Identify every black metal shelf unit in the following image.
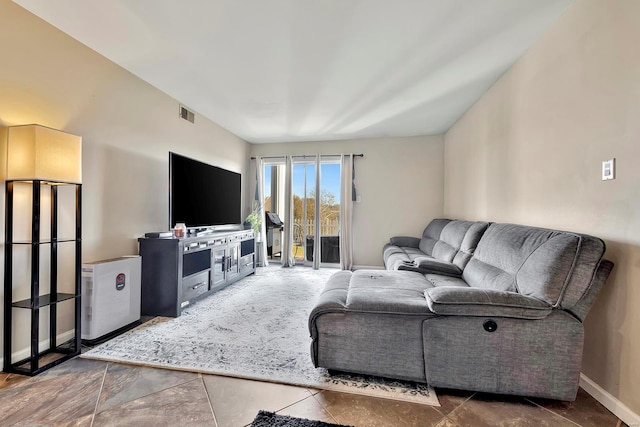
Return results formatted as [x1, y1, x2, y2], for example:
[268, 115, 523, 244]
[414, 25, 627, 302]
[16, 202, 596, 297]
[3, 179, 82, 375]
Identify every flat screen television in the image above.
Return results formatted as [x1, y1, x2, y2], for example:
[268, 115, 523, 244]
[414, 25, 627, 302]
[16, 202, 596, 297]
[169, 152, 241, 229]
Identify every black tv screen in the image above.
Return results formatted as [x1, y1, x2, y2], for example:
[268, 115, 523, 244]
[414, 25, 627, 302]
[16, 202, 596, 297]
[169, 152, 241, 228]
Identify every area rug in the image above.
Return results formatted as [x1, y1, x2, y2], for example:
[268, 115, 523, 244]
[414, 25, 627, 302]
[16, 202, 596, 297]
[250, 410, 350, 427]
[82, 265, 439, 406]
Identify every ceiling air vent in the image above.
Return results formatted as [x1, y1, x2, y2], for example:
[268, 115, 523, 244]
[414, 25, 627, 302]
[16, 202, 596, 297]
[179, 105, 195, 123]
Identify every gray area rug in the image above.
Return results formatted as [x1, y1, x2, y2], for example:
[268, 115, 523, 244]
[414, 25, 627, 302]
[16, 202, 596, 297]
[82, 265, 439, 406]
[250, 410, 350, 427]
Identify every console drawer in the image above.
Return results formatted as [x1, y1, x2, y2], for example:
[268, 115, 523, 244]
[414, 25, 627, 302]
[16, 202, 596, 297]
[182, 270, 210, 303]
[240, 254, 255, 274]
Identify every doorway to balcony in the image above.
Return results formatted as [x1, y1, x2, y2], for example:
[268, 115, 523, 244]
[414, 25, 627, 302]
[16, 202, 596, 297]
[262, 156, 341, 267]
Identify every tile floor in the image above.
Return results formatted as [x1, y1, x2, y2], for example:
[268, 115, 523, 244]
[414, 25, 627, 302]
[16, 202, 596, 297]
[0, 356, 628, 427]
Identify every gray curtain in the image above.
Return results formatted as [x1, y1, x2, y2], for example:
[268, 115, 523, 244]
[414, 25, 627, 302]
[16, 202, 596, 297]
[339, 154, 354, 270]
[255, 157, 269, 267]
[281, 156, 295, 267]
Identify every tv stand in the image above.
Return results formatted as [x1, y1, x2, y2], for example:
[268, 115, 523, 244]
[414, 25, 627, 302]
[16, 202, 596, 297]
[138, 229, 255, 317]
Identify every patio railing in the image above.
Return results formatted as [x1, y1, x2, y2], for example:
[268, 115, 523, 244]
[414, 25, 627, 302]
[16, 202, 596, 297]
[293, 218, 339, 236]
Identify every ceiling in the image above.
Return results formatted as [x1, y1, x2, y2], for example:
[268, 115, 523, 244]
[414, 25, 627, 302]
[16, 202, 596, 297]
[14, 0, 573, 144]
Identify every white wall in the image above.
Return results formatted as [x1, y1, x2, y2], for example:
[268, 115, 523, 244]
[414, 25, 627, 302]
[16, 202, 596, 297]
[0, 2, 249, 361]
[444, 0, 640, 416]
[250, 135, 444, 267]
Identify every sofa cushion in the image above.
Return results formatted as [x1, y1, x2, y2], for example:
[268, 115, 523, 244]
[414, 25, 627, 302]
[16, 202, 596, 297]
[419, 220, 488, 265]
[462, 258, 517, 292]
[384, 219, 489, 272]
[382, 243, 404, 260]
[463, 223, 591, 306]
[431, 221, 474, 262]
[424, 287, 553, 319]
[516, 233, 579, 305]
[344, 270, 434, 314]
[417, 219, 452, 255]
[385, 247, 427, 270]
[424, 274, 470, 288]
[384, 251, 411, 270]
[452, 222, 490, 270]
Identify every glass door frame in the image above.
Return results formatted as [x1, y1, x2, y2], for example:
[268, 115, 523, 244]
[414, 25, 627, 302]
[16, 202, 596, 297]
[318, 156, 342, 268]
[263, 160, 286, 264]
[292, 155, 341, 268]
[260, 155, 342, 268]
[292, 156, 316, 266]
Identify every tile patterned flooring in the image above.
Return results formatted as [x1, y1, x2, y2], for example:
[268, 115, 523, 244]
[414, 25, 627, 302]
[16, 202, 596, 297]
[0, 356, 628, 427]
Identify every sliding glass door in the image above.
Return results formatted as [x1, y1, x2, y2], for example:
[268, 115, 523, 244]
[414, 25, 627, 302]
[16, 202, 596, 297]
[260, 155, 341, 267]
[291, 156, 341, 267]
[292, 159, 314, 265]
[318, 160, 341, 265]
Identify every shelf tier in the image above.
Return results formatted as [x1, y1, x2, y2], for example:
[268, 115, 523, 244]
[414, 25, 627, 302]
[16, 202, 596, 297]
[6, 179, 80, 186]
[12, 293, 78, 309]
[9, 238, 79, 245]
[6, 344, 80, 376]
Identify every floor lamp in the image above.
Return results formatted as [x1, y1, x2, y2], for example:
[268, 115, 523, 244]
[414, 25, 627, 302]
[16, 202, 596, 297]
[3, 124, 83, 375]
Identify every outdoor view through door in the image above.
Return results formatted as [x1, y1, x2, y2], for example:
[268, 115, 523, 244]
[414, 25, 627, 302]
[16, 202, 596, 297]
[264, 156, 341, 266]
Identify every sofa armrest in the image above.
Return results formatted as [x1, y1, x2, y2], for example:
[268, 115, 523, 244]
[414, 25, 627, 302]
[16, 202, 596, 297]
[424, 287, 552, 319]
[412, 257, 462, 277]
[389, 236, 420, 248]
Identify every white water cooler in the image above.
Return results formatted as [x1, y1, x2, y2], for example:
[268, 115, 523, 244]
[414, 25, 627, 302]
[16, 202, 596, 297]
[81, 256, 141, 343]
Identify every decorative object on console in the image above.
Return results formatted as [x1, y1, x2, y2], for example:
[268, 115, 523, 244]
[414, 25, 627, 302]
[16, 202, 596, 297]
[2, 124, 82, 375]
[173, 222, 186, 238]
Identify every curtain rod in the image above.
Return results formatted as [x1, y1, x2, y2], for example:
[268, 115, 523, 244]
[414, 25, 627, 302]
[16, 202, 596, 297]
[250, 154, 364, 160]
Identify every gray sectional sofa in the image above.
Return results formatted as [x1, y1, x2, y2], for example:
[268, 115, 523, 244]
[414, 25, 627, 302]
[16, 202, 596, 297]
[309, 219, 613, 401]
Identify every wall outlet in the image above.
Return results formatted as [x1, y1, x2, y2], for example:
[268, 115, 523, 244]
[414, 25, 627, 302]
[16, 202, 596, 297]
[602, 158, 615, 180]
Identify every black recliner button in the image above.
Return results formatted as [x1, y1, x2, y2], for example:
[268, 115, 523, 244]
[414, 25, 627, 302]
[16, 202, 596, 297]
[483, 320, 498, 332]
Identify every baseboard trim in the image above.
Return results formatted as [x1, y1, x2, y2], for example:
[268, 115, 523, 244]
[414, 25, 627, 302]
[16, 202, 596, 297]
[0, 329, 76, 369]
[580, 373, 640, 426]
[353, 265, 384, 270]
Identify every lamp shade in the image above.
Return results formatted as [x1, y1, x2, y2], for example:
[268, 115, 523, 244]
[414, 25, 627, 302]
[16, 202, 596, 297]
[4, 124, 82, 183]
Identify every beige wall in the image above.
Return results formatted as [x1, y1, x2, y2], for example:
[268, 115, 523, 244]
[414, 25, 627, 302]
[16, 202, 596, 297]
[250, 135, 444, 267]
[0, 2, 249, 360]
[444, 0, 640, 414]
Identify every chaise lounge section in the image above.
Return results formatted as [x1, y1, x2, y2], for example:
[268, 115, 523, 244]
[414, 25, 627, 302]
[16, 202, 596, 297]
[309, 220, 614, 401]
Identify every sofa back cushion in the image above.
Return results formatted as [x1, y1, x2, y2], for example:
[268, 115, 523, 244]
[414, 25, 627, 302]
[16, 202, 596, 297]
[452, 222, 490, 270]
[463, 223, 605, 308]
[418, 219, 451, 255]
[419, 220, 489, 265]
[430, 221, 473, 262]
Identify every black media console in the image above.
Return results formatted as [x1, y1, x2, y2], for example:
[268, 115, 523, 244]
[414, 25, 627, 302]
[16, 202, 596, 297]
[138, 229, 255, 317]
